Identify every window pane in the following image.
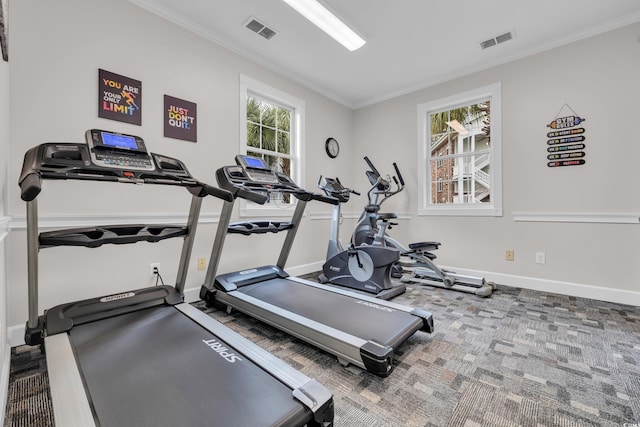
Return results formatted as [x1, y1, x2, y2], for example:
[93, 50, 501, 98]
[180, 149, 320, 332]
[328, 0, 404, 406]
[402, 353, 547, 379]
[261, 126, 276, 151]
[429, 112, 449, 134]
[427, 97, 491, 206]
[261, 105, 276, 128]
[277, 107, 291, 132]
[247, 97, 261, 123]
[278, 131, 290, 154]
[247, 122, 260, 148]
[244, 85, 299, 208]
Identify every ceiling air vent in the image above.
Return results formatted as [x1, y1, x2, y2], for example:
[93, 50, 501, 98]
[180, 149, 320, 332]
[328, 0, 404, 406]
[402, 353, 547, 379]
[245, 17, 277, 40]
[480, 31, 514, 49]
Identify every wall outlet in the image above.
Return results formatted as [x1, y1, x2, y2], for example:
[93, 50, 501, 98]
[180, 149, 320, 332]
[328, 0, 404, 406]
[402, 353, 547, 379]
[505, 250, 515, 261]
[197, 258, 206, 270]
[535, 252, 546, 264]
[150, 262, 161, 277]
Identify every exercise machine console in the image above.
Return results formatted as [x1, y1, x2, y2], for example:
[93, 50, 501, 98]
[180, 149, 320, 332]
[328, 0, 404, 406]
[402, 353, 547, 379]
[19, 131, 333, 427]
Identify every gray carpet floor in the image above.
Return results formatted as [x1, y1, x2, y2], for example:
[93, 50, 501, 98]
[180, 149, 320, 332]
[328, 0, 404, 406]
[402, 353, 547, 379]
[4, 276, 640, 426]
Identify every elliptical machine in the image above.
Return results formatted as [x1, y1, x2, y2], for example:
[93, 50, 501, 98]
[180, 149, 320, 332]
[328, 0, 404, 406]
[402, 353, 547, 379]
[352, 157, 495, 298]
[317, 176, 406, 300]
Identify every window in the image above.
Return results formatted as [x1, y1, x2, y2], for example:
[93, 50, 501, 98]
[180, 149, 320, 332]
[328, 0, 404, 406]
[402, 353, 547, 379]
[240, 75, 305, 216]
[417, 83, 502, 216]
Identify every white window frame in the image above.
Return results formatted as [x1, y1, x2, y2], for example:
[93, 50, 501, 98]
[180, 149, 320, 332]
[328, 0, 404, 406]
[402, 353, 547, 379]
[417, 82, 502, 217]
[239, 75, 305, 217]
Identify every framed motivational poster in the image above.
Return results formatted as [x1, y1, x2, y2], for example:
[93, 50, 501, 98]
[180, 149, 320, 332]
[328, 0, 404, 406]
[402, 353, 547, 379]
[164, 95, 197, 142]
[98, 69, 142, 125]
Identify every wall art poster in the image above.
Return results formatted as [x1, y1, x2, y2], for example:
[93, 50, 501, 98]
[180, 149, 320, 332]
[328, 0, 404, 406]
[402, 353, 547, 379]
[98, 69, 142, 125]
[164, 95, 197, 142]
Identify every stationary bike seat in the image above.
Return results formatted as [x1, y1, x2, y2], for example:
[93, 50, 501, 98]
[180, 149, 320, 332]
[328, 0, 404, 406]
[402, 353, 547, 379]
[376, 213, 397, 220]
[408, 241, 441, 251]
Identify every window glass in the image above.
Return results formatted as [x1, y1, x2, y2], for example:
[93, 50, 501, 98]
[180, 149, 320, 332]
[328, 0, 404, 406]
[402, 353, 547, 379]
[418, 83, 502, 216]
[240, 75, 305, 214]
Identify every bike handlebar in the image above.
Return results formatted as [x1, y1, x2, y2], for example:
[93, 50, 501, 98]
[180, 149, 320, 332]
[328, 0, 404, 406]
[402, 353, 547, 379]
[393, 162, 405, 186]
[361, 156, 405, 206]
[317, 175, 360, 198]
[363, 156, 382, 178]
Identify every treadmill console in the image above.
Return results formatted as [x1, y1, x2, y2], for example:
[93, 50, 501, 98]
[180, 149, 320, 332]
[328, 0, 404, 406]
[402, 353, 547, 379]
[234, 155, 280, 185]
[86, 129, 155, 171]
[215, 154, 338, 206]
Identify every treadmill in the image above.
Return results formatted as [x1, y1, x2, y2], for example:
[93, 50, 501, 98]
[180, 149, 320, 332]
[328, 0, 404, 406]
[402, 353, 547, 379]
[199, 155, 434, 377]
[19, 130, 333, 427]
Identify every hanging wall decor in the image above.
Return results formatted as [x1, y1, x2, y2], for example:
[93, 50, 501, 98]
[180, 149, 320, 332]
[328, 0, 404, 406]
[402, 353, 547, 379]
[546, 104, 586, 167]
[98, 69, 142, 126]
[164, 95, 197, 142]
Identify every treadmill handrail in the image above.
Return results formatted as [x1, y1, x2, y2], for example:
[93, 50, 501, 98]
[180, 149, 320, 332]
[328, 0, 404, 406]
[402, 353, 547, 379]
[21, 140, 233, 344]
[216, 165, 339, 206]
[19, 143, 233, 202]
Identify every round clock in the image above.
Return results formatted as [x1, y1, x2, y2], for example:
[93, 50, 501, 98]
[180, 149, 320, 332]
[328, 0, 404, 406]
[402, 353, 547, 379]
[325, 137, 340, 158]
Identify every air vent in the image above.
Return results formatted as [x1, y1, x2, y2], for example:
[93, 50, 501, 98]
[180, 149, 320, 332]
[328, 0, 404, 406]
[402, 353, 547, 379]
[480, 31, 514, 49]
[244, 17, 277, 40]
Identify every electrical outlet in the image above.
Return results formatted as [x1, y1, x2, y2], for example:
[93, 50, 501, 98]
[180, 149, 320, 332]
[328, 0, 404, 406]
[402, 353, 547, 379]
[535, 252, 546, 264]
[505, 250, 514, 261]
[197, 258, 206, 270]
[150, 262, 160, 277]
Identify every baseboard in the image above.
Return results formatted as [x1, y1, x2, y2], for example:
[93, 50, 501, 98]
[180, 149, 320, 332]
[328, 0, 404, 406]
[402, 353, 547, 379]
[7, 325, 25, 348]
[443, 265, 640, 307]
[0, 344, 11, 427]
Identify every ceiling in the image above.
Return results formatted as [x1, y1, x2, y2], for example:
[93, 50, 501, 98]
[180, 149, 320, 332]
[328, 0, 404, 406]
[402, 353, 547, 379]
[130, 0, 640, 109]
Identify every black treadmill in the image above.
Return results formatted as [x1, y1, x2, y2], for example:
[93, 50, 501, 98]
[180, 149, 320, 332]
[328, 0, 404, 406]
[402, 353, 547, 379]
[19, 130, 333, 427]
[199, 155, 434, 376]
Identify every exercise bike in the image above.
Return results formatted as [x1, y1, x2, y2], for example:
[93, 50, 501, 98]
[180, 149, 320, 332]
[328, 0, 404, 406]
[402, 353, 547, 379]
[316, 176, 406, 300]
[352, 157, 495, 298]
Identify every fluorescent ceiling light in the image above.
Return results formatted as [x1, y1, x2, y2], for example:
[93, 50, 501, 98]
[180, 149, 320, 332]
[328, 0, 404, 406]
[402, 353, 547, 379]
[281, 0, 365, 51]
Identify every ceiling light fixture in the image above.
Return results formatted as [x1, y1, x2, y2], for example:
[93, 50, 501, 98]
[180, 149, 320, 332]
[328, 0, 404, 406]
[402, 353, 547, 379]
[281, 0, 365, 51]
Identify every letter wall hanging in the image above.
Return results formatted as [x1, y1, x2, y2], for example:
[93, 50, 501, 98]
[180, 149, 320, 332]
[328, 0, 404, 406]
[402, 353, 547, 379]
[546, 103, 586, 168]
[98, 69, 142, 126]
[164, 95, 197, 142]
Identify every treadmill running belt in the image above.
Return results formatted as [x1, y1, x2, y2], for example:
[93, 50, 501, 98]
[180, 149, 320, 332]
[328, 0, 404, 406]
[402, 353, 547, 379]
[69, 305, 309, 427]
[240, 278, 425, 348]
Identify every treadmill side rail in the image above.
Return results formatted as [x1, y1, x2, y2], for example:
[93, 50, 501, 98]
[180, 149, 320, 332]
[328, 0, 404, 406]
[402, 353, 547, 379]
[411, 307, 435, 333]
[213, 289, 376, 371]
[360, 341, 394, 376]
[177, 303, 334, 425]
[45, 333, 97, 427]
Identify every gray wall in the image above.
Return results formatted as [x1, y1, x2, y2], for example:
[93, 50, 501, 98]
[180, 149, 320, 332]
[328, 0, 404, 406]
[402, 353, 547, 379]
[5, 0, 354, 335]
[3, 1, 639, 346]
[352, 22, 640, 301]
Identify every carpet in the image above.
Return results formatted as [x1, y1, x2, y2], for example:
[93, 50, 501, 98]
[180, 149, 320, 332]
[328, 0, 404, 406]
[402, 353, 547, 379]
[4, 276, 639, 426]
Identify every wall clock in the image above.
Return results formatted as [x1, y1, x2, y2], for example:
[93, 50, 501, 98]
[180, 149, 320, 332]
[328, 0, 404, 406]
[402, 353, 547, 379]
[325, 137, 340, 158]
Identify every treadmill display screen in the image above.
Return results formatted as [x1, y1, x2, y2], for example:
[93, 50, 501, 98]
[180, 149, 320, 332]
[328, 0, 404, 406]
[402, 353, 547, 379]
[101, 132, 139, 151]
[244, 156, 268, 169]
